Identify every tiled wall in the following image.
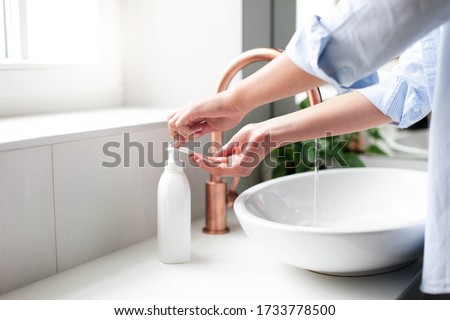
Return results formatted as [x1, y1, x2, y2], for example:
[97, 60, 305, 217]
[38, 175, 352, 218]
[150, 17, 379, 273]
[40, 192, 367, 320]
[0, 147, 56, 294]
[0, 125, 208, 295]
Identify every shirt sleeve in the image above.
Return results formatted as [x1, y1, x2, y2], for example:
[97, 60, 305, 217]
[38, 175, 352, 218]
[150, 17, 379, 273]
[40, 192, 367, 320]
[285, 0, 450, 87]
[285, 15, 379, 94]
[357, 40, 432, 128]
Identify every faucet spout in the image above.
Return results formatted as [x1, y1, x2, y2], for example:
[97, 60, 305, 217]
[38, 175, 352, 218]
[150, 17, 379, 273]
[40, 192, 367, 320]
[203, 48, 322, 234]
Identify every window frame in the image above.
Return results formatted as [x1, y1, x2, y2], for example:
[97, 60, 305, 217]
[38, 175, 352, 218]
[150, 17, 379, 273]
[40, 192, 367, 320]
[0, 0, 100, 69]
[1, 0, 27, 60]
[0, 0, 6, 58]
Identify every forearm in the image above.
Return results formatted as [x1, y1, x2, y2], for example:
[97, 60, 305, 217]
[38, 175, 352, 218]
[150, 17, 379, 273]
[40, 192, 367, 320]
[194, 91, 392, 177]
[262, 91, 392, 147]
[227, 53, 325, 113]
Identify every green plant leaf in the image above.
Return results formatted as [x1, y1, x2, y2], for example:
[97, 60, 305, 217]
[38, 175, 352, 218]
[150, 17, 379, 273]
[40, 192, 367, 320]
[293, 142, 303, 167]
[300, 140, 315, 169]
[367, 128, 385, 141]
[271, 148, 280, 157]
[366, 144, 388, 156]
[319, 137, 330, 150]
[284, 144, 294, 158]
[272, 165, 288, 179]
[295, 161, 309, 173]
[299, 97, 310, 110]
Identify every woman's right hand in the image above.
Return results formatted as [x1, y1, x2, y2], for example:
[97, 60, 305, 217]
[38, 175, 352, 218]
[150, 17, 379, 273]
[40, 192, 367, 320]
[167, 91, 246, 147]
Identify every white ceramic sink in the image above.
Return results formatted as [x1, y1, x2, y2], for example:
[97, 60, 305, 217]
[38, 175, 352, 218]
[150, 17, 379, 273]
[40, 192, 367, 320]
[388, 129, 428, 159]
[234, 168, 427, 276]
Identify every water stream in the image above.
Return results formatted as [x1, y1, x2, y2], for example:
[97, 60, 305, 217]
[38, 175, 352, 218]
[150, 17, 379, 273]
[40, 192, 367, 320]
[313, 139, 319, 226]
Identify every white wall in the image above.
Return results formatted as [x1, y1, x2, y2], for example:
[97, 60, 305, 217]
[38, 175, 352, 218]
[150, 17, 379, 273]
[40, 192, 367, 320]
[120, 0, 243, 107]
[0, 0, 242, 116]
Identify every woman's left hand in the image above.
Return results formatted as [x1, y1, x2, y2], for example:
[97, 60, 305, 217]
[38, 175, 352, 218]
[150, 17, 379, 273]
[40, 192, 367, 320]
[190, 123, 273, 177]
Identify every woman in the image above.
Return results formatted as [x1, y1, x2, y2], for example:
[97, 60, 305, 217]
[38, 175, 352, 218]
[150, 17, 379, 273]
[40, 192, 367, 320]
[168, 0, 450, 296]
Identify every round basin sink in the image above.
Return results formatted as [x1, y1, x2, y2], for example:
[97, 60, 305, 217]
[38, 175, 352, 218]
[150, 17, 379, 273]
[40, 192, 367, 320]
[234, 168, 427, 276]
[388, 129, 428, 159]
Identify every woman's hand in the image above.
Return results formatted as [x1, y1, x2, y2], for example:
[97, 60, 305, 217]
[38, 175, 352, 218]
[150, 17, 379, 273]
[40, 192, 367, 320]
[190, 123, 274, 177]
[167, 92, 247, 147]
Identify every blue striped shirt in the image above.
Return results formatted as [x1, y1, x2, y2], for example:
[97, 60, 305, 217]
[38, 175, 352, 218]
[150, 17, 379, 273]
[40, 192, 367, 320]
[284, 0, 450, 294]
[357, 29, 439, 128]
[285, 1, 445, 129]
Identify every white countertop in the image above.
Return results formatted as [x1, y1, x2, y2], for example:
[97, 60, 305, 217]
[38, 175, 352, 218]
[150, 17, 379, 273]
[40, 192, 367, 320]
[1, 211, 422, 300]
[0, 107, 174, 152]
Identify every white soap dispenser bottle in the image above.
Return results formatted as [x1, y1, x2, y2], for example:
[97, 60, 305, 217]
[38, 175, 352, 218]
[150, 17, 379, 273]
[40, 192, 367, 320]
[157, 146, 191, 263]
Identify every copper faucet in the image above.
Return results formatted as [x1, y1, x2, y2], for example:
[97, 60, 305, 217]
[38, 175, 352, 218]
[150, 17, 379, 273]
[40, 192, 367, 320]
[203, 48, 322, 234]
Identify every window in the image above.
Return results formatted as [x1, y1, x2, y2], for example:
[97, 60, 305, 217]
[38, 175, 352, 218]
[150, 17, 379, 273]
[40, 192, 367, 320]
[0, 0, 122, 117]
[1, 0, 99, 64]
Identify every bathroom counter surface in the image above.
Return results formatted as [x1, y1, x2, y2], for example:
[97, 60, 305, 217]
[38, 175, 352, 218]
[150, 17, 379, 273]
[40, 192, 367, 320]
[1, 211, 422, 300]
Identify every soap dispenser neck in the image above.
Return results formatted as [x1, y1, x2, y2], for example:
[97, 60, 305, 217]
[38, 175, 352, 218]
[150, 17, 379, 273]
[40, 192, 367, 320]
[166, 147, 183, 173]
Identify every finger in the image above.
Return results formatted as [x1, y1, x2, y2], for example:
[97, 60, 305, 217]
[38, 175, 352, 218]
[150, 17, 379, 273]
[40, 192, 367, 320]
[241, 141, 260, 157]
[238, 150, 262, 169]
[167, 107, 183, 121]
[171, 138, 186, 148]
[193, 155, 234, 176]
[217, 145, 262, 172]
[174, 113, 202, 138]
[203, 155, 229, 164]
[173, 131, 204, 148]
[192, 152, 255, 177]
[188, 155, 199, 167]
[167, 109, 186, 139]
[188, 122, 217, 137]
[214, 141, 240, 157]
[213, 126, 251, 157]
[192, 154, 221, 168]
[175, 106, 212, 135]
[170, 113, 202, 141]
[196, 158, 251, 177]
[220, 140, 261, 162]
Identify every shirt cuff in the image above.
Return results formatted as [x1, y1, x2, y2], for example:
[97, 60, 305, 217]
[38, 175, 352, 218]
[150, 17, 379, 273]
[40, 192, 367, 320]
[357, 75, 429, 128]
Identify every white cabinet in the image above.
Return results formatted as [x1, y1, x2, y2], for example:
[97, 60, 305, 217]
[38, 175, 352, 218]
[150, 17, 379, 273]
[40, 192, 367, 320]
[52, 130, 165, 271]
